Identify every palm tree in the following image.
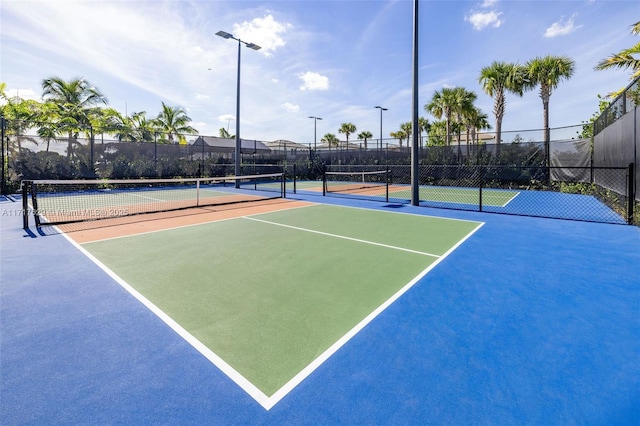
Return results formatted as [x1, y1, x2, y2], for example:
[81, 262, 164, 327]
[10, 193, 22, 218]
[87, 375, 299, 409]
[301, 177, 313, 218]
[525, 55, 575, 158]
[595, 21, 640, 80]
[465, 107, 491, 146]
[389, 130, 407, 146]
[321, 133, 339, 147]
[427, 121, 447, 146]
[128, 112, 155, 142]
[31, 101, 59, 152]
[357, 130, 373, 149]
[463, 107, 491, 160]
[41, 77, 107, 158]
[219, 127, 234, 139]
[425, 87, 457, 146]
[400, 122, 412, 147]
[417, 117, 430, 146]
[155, 101, 198, 144]
[338, 122, 357, 148]
[2, 97, 41, 153]
[451, 87, 477, 156]
[479, 61, 527, 149]
[102, 108, 134, 141]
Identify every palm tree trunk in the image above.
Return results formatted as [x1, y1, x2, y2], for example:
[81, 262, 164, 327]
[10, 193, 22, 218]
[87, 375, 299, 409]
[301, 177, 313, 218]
[495, 118, 502, 157]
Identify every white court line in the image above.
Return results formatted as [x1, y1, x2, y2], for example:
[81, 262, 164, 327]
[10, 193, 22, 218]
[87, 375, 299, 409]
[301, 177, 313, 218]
[267, 219, 484, 408]
[68, 204, 484, 411]
[58, 231, 274, 409]
[243, 216, 441, 258]
[81, 203, 317, 245]
[129, 192, 170, 202]
[500, 191, 520, 207]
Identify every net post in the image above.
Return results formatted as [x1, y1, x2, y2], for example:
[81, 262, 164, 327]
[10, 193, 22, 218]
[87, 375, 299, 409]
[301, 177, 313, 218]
[281, 170, 286, 198]
[386, 168, 390, 203]
[322, 165, 327, 196]
[196, 179, 201, 207]
[21, 181, 29, 229]
[31, 182, 41, 228]
[628, 163, 635, 224]
[293, 164, 297, 194]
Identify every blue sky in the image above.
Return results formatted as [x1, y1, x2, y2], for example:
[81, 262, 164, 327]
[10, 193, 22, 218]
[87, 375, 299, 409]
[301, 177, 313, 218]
[1, 0, 638, 145]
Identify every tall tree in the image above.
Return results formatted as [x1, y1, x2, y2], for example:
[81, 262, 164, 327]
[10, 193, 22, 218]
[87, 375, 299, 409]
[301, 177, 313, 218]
[321, 133, 339, 147]
[425, 87, 458, 146]
[2, 98, 41, 153]
[417, 117, 430, 146]
[451, 87, 477, 155]
[595, 21, 640, 80]
[130, 112, 156, 142]
[338, 122, 357, 148]
[389, 130, 407, 146]
[525, 55, 575, 156]
[463, 107, 491, 159]
[155, 101, 197, 143]
[357, 130, 373, 149]
[479, 61, 527, 148]
[219, 127, 234, 139]
[102, 108, 134, 141]
[400, 122, 412, 147]
[41, 77, 107, 158]
[427, 121, 447, 146]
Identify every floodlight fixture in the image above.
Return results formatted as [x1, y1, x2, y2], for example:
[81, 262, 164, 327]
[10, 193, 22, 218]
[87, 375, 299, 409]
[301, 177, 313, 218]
[375, 106, 388, 151]
[215, 30, 233, 39]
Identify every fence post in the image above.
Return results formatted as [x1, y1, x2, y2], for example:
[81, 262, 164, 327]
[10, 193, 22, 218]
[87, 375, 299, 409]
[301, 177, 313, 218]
[1, 116, 5, 195]
[478, 166, 484, 212]
[90, 125, 95, 176]
[628, 163, 635, 225]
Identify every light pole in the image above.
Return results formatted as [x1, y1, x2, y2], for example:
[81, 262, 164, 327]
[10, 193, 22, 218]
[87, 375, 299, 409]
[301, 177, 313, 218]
[216, 30, 261, 182]
[375, 106, 387, 151]
[308, 116, 322, 150]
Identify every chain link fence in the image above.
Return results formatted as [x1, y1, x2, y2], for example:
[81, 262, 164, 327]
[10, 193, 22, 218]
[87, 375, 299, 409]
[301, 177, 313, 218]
[324, 164, 634, 225]
[1, 119, 636, 225]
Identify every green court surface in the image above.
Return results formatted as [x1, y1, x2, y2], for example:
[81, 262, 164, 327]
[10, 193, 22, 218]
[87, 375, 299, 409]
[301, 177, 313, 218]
[389, 185, 518, 207]
[81, 204, 482, 403]
[312, 179, 518, 207]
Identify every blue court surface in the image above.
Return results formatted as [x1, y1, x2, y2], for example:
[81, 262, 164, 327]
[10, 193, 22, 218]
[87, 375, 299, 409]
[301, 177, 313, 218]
[1, 191, 639, 425]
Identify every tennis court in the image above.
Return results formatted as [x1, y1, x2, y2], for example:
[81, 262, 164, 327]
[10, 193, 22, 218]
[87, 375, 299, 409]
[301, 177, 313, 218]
[2, 180, 639, 424]
[299, 176, 518, 208]
[73, 203, 483, 408]
[306, 169, 628, 224]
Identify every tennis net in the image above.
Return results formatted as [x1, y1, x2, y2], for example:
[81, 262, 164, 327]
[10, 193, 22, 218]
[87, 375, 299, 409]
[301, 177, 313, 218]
[23, 173, 285, 227]
[323, 170, 390, 201]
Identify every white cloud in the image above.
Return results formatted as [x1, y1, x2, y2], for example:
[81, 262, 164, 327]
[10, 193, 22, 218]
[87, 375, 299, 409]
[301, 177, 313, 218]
[3, 87, 39, 101]
[481, 0, 498, 7]
[233, 14, 290, 57]
[544, 15, 582, 38]
[195, 93, 209, 100]
[298, 71, 329, 91]
[465, 10, 503, 30]
[281, 102, 299, 112]
[218, 114, 235, 123]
